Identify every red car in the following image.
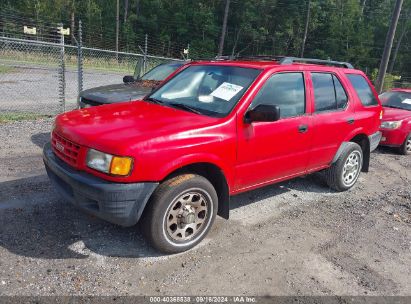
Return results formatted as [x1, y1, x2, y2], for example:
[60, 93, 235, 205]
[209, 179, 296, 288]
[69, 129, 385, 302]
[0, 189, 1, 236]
[379, 88, 411, 155]
[43, 57, 382, 253]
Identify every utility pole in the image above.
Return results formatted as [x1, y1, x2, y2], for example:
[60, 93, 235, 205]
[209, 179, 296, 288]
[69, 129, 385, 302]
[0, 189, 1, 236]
[388, 7, 411, 73]
[375, 0, 403, 93]
[218, 0, 230, 57]
[300, 0, 311, 57]
[116, 0, 119, 60]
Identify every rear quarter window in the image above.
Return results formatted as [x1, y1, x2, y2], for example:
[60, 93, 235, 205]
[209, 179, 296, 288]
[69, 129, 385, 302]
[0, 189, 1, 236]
[346, 74, 378, 106]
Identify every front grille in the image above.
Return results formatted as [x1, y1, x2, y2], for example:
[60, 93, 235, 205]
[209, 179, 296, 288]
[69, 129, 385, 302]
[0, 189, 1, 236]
[51, 132, 81, 167]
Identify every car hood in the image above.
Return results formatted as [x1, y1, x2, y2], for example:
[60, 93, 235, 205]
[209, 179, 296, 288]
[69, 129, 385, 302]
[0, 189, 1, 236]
[382, 107, 411, 121]
[54, 100, 219, 155]
[80, 82, 158, 104]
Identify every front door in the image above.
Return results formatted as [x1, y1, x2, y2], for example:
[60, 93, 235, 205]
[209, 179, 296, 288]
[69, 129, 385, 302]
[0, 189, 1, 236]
[235, 72, 312, 191]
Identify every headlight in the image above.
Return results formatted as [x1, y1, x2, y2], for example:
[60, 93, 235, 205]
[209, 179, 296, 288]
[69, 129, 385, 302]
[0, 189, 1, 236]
[380, 120, 402, 129]
[86, 149, 133, 176]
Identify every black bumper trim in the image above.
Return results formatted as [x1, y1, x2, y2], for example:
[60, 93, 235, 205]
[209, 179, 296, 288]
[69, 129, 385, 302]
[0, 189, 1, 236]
[43, 142, 158, 227]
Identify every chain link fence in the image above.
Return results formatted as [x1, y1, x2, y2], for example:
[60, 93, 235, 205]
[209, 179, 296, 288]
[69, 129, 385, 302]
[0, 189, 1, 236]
[0, 37, 63, 115]
[74, 46, 173, 101]
[0, 23, 182, 116]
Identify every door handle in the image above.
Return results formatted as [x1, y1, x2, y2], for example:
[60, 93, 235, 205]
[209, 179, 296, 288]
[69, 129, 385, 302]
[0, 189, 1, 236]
[347, 118, 355, 124]
[298, 124, 308, 133]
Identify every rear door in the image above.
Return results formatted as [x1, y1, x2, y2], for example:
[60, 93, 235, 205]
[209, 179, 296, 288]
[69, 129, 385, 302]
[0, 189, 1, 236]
[235, 72, 313, 191]
[345, 73, 382, 135]
[307, 71, 356, 170]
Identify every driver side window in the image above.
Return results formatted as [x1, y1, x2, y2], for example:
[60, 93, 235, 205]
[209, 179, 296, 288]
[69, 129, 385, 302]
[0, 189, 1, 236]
[251, 73, 306, 118]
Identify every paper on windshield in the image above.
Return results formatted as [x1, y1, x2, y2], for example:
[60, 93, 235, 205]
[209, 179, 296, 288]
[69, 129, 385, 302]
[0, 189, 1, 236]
[402, 98, 411, 105]
[211, 82, 243, 101]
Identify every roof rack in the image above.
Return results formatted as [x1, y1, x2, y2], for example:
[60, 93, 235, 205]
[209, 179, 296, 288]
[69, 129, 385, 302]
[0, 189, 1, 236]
[279, 57, 354, 69]
[193, 55, 354, 69]
[192, 55, 235, 61]
[235, 55, 287, 61]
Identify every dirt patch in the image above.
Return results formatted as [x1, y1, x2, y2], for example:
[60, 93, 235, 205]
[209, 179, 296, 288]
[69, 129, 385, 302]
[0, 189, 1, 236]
[0, 119, 410, 296]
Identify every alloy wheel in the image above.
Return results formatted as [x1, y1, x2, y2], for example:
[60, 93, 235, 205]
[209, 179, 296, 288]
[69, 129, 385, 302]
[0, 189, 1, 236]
[164, 190, 211, 243]
[342, 150, 362, 187]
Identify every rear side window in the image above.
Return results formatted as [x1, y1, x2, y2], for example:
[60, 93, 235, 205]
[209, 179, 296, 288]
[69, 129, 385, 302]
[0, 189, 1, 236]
[312, 73, 348, 112]
[251, 73, 305, 118]
[346, 74, 378, 106]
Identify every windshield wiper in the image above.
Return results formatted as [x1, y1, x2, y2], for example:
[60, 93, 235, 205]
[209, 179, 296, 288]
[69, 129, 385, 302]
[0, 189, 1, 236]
[144, 97, 164, 104]
[145, 98, 203, 115]
[167, 102, 203, 115]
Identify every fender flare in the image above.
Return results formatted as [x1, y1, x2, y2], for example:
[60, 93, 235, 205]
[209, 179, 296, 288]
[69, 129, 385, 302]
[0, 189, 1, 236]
[159, 154, 234, 186]
[331, 142, 351, 164]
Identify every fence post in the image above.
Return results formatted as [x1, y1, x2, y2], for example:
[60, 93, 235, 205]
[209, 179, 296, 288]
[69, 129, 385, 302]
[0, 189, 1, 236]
[58, 23, 66, 113]
[144, 34, 148, 73]
[77, 20, 83, 102]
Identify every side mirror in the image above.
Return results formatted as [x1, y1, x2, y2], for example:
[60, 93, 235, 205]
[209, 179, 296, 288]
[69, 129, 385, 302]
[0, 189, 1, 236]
[123, 75, 135, 83]
[244, 104, 280, 124]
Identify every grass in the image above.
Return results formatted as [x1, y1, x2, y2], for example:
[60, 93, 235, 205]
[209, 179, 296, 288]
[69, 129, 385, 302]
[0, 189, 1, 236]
[0, 65, 15, 74]
[0, 50, 137, 73]
[0, 112, 52, 123]
[0, 49, 165, 74]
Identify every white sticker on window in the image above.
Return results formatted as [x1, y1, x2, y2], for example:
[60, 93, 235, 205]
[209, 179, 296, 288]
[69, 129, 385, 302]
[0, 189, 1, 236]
[402, 98, 411, 105]
[210, 82, 243, 101]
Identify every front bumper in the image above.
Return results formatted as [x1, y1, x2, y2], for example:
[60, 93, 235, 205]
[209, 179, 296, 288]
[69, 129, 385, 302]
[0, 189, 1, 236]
[43, 142, 158, 227]
[369, 131, 382, 152]
[379, 128, 407, 147]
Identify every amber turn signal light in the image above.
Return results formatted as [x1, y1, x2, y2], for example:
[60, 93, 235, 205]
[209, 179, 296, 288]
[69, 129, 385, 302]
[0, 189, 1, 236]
[109, 156, 133, 176]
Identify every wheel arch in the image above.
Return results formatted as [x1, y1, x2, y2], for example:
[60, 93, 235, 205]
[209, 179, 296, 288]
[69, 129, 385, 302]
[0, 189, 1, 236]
[160, 161, 231, 220]
[350, 134, 370, 172]
[333, 133, 370, 172]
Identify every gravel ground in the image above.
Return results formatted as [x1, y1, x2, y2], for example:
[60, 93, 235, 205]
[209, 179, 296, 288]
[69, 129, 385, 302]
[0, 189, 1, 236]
[0, 119, 410, 296]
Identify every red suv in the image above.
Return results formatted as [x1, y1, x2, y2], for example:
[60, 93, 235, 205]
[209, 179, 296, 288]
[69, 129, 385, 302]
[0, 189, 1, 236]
[379, 88, 411, 155]
[43, 57, 382, 253]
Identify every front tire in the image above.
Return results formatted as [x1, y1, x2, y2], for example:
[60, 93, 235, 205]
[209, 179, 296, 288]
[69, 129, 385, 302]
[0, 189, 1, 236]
[325, 142, 363, 192]
[399, 133, 411, 155]
[141, 174, 218, 254]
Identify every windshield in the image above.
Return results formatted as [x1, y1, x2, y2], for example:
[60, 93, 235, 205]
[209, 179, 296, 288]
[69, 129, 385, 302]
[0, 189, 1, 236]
[379, 91, 411, 111]
[147, 65, 261, 117]
[140, 62, 184, 81]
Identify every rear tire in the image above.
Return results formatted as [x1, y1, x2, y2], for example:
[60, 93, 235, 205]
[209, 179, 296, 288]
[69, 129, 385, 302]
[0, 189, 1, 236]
[325, 142, 363, 192]
[141, 174, 218, 254]
[399, 133, 411, 155]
